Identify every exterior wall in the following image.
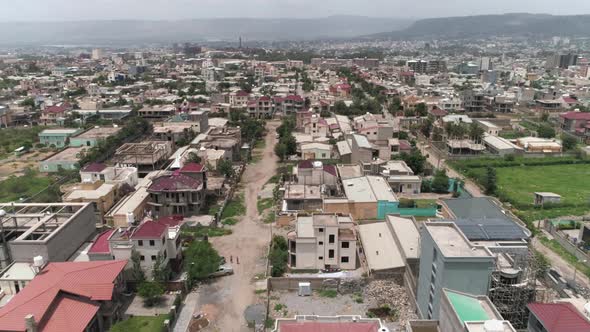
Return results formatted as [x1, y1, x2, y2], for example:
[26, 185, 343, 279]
[291, 240, 317, 269]
[70, 137, 99, 147]
[39, 160, 78, 172]
[377, 201, 400, 220]
[301, 147, 331, 160]
[39, 134, 70, 148]
[0, 279, 30, 296]
[9, 204, 96, 264]
[149, 190, 204, 217]
[324, 201, 377, 220]
[416, 230, 494, 320]
[134, 236, 168, 273]
[438, 292, 464, 332]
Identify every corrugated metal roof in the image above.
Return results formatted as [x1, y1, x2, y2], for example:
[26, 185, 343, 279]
[527, 302, 590, 332]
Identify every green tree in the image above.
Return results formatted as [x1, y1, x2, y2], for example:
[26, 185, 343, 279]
[484, 166, 497, 195]
[138, 281, 165, 307]
[431, 169, 450, 193]
[420, 118, 433, 138]
[415, 103, 428, 117]
[186, 152, 202, 164]
[184, 241, 221, 282]
[274, 143, 287, 161]
[152, 253, 171, 282]
[217, 159, 235, 178]
[561, 134, 577, 151]
[269, 235, 288, 277]
[401, 148, 426, 175]
[388, 97, 401, 114]
[469, 123, 485, 144]
[130, 250, 145, 282]
[537, 124, 556, 138]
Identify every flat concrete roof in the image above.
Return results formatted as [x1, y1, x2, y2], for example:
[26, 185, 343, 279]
[0, 262, 36, 281]
[337, 164, 363, 180]
[358, 222, 405, 272]
[387, 215, 419, 260]
[64, 183, 115, 200]
[367, 176, 397, 202]
[296, 216, 315, 238]
[425, 222, 491, 258]
[44, 147, 87, 162]
[74, 127, 121, 139]
[284, 184, 322, 200]
[39, 128, 80, 135]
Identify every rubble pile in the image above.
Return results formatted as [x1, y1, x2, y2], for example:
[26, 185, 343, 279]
[365, 280, 417, 324]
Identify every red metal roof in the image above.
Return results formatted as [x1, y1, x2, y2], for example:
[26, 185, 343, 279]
[429, 108, 448, 117]
[279, 321, 380, 332]
[560, 111, 590, 121]
[148, 173, 203, 192]
[235, 90, 250, 97]
[562, 96, 579, 104]
[180, 162, 204, 173]
[38, 294, 100, 332]
[131, 220, 167, 239]
[88, 229, 114, 254]
[0, 261, 126, 332]
[527, 302, 590, 332]
[155, 215, 183, 227]
[81, 162, 107, 173]
[43, 105, 68, 114]
[285, 95, 304, 102]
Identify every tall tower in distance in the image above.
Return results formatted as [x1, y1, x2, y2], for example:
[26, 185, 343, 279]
[239, 36, 242, 49]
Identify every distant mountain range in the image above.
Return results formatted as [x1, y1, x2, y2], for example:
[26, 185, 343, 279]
[0, 16, 414, 46]
[371, 13, 590, 39]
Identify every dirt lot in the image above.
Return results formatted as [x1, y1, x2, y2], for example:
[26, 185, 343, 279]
[265, 279, 417, 332]
[0, 150, 54, 180]
[188, 121, 280, 332]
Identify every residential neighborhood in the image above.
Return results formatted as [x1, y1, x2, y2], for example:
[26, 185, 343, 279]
[1, 8, 590, 332]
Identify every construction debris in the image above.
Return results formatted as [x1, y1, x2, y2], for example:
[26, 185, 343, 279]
[364, 279, 417, 325]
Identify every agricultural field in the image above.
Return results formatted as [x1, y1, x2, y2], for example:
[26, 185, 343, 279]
[450, 157, 590, 222]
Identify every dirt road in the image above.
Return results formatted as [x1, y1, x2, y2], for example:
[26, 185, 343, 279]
[532, 237, 590, 289]
[416, 142, 483, 197]
[189, 121, 280, 332]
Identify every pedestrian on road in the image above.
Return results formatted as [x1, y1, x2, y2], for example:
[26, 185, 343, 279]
[237, 256, 240, 264]
[230, 255, 233, 263]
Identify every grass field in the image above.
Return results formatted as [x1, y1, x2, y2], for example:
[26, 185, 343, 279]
[451, 157, 590, 222]
[110, 315, 168, 332]
[495, 164, 590, 206]
[0, 126, 45, 159]
[0, 170, 54, 202]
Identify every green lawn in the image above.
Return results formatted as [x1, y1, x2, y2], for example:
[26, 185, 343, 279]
[257, 198, 274, 214]
[110, 315, 168, 332]
[221, 193, 246, 219]
[0, 171, 54, 202]
[495, 164, 590, 206]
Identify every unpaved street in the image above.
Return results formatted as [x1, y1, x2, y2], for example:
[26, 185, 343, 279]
[186, 121, 280, 332]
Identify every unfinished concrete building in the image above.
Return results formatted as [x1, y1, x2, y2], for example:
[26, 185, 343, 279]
[112, 140, 173, 177]
[0, 203, 96, 269]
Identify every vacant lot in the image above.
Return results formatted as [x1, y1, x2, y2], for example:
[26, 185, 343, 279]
[0, 170, 54, 202]
[0, 126, 45, 159]
[452, 158, 590, 222]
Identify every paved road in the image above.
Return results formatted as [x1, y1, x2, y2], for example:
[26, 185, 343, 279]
[532, 236, 590, 289]
[174, 121, 280, 332]
[173, 291, 200, 332]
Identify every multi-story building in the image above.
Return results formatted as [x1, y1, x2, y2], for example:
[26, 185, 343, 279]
[38, 128, 82, 148]
[147, 164, 206, 217]
[461, 89, 486, 113]
[407, 60, 428, 74]
[137, 105, 176, 119]
[287, 214, 357, 270]
[0, 202, 97, 269]
[229, 90, 250, 107]
[559, 111, 590, 142]
[247, 96, 273, 118]
[416, 222, 495, 320]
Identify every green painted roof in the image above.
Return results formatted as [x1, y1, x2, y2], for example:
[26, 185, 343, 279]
[446, 291, 490, 323]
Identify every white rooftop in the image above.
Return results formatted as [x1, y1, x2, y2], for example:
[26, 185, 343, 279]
[358, 222, 405, 271]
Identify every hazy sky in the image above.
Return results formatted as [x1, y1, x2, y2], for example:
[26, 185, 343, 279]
[1, 0, 590, 21]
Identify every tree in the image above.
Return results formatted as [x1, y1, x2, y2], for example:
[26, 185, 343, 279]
[269, 235, 288, 277]
[217, 159, 234, 178]
[415, 103, 428, 117]
[130, 250, 145, 282]
[274, 143, 287, 161]
[19, 97, 35, 108]
[469, 123, 485, 144]
[138, 281, 164, 307]
[540, 112, 549, 122]
[184, 241, 221, 282]
[186, 152, 202, 164]
[401, 148, 426, 175]
[537, 124, 556, 138]
[388, 97, 401, 114]
[152, 253, 171, 282]
[484, 166, 497, 195]
[561, 134, 577, 151]
[420, 118, 433, 138]
[431, 169, 449, 193]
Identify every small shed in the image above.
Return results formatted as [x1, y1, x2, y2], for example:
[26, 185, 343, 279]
[298, 282, 311, 296]
[534, 192, 561, 206]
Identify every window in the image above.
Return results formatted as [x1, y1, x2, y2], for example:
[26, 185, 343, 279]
[149, 240, 155, 246]
[318, 228, 324, 233]
[341, 242, 350, 249]
[328, 250, 334, 258]
[329, 234, 335, 244]
[341, 256, 349, 263]
[138, 240, 143, 246]
[151, 255, 157, 261]
[318, 241, 323, 245]
[140, 255, 145, 261]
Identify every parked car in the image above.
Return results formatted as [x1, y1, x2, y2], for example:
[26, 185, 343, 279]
[209, 264, 234, 278]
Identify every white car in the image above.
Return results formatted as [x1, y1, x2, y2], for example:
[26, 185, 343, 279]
[209, 264, 234, 278]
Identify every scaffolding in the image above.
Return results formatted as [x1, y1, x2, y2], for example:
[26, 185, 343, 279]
[488, 247, 543, 330]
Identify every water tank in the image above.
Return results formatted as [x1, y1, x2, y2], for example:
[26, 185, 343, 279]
[33, 256, 44, 268]
[483, 320, 504, 332]
[312, 161, 323, 168]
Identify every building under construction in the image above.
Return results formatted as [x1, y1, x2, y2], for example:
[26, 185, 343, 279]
[112, 140, 173, 177]
[487, 245, 545, 330]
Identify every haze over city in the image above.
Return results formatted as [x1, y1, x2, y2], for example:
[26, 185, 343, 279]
[1, 0, 590, 21]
